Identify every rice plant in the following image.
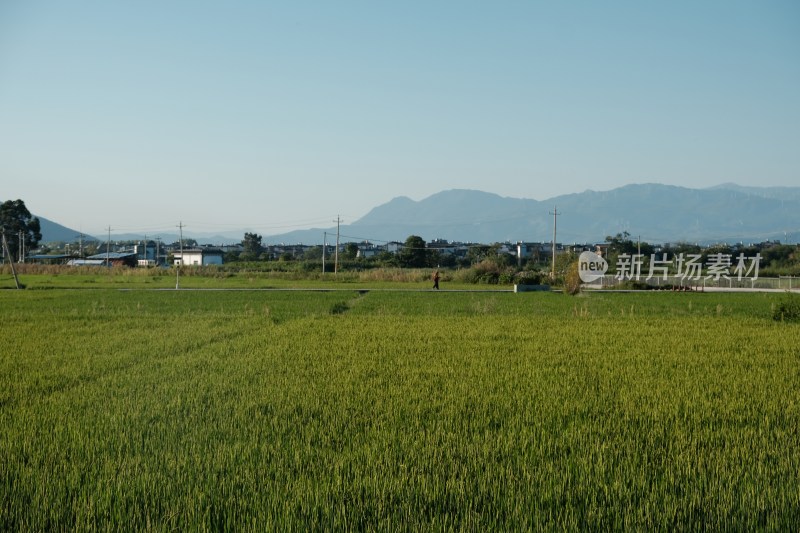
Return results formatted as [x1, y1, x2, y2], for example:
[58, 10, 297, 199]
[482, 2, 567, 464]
[1, 290, 797, 530]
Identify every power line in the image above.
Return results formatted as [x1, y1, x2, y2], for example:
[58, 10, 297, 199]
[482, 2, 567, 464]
[337, 233, 392, 244]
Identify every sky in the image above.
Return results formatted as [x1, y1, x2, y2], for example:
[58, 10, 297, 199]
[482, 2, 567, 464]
[1, 1, 798, 237]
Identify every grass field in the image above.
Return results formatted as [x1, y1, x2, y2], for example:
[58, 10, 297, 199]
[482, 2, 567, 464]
[1, 288, 798, 530]
[0, 266, 474, 291]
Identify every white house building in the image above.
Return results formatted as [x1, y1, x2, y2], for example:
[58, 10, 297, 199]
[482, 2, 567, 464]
[173, 248, 224, 266]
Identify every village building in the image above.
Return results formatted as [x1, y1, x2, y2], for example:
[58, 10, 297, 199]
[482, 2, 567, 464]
[84, 252, 139, 267]
[172, 248, 224, 266]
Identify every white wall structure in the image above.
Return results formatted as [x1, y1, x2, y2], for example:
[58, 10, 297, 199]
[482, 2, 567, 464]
[173, 249, 224, 266]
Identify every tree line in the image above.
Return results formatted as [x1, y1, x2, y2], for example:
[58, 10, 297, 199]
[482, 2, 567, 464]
[3, 199, 798, 278]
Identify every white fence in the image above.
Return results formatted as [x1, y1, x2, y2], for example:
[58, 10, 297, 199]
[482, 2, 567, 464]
[589, 275, 798, 291]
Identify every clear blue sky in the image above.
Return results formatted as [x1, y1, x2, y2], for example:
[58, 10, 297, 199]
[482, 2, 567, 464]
[1, 1, 798, 237]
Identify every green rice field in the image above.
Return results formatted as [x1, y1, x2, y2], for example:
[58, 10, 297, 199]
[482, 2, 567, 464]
[1, 288, 798, 530]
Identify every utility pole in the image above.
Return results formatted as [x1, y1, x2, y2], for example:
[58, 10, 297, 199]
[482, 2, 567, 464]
[106, 226, 112, 267]
[19, 230, 25, 263]
[75, 232, 85, 258]
[2, 230, 21, 289]
[550, 207, 560, 277]
[334, 216, 341, 275]
[322, 231, 327, 274]
[176, 221, 184, 289]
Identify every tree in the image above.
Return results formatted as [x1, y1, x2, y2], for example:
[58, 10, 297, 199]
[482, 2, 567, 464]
[375, 251, 399, 267]
[431, 250, 456, 268]
[399, 235, 428, 268]
[241, 232, 264, 261]
[488, 243, 515, 268]
[466, 245, 492, 265]
[242, 232, 263, 254]
[604, 232, 654, 275]
[761, 244, 796, 268]
[302, 246, 324, 261]
[605, 232, 636, 256]
[1, 200, 42, 261]
[605, 232, 654, 256]
[344, 242, 359, 260]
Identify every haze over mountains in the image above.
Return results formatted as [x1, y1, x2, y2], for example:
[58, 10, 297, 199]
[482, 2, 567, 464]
[262, 183, 800, 246]
[34, 183, 800, 246]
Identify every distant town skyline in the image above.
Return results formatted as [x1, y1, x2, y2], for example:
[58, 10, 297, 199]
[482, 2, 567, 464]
[2, 1, 798, 235]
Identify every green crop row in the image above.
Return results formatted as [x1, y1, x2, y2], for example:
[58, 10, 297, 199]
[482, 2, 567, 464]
[1, 290, 798, 530]
[1, 266, 476, 291]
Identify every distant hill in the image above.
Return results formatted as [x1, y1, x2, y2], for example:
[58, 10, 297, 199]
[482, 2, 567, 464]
[263, 183, 800, 245]
[36, 217, 98, 244]
[33, 219, 237, 246]
[0, 200, 83, 243]
[106, 232, 241, 246]
[28, 183, 800, 246]
[708, 183, 800, 203]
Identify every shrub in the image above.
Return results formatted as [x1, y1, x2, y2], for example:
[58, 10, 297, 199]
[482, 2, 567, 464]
[450, 260, 510, 285]
[516, 271, 546, 286]
[478, 272, 500, 284]
[498, 272, 514, 285]
[772, 293, 800, 322]
[616, 280, 655, 291]
[563, 261, 582, 295]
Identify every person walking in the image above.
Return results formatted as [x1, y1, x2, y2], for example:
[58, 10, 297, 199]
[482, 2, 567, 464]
[432, 270, 440, 290]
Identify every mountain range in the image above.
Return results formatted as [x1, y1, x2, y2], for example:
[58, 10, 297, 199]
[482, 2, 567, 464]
[32, 183, 800, 246]
[261, 183, 799, 246]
